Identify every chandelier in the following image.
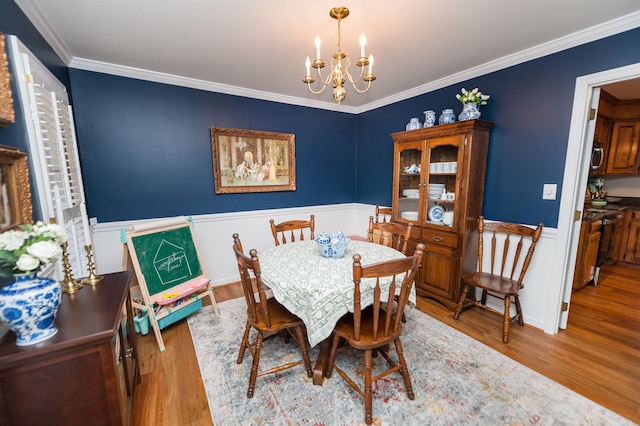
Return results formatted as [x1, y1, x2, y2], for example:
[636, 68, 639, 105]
[302, 6, 376, 105]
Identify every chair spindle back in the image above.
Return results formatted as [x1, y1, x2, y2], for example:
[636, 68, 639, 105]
[351, 244, 424, 343]
[368, 216, 413, 254]
[233, 233, 271, 327]
[477, 217, 543, 288]
[375, 205, 393, 223]
[270, 215, 315, 246]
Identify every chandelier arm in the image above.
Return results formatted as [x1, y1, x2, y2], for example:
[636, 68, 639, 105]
[306, 83, 329, 95]
[315, 67, 334, 87]
[344, 66, 365, 85]
[349, 79, 373, 94]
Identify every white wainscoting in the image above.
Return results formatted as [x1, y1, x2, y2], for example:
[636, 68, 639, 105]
[92, 203, 373, 285]
[91, 203, 559, 333]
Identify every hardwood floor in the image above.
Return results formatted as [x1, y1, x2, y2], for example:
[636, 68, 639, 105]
[131, 264, 640, 425]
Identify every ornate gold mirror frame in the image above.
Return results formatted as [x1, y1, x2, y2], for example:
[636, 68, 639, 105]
[0, 145, 33, 231]
[0, 33, 15, 127]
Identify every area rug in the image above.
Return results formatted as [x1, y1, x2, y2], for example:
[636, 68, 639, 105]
[187, 298, 633, 425]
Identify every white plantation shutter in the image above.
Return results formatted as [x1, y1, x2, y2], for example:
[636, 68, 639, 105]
[9, 36, 89, 279]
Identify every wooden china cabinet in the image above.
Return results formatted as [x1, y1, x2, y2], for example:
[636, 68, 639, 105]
[390, 120, 493, 310]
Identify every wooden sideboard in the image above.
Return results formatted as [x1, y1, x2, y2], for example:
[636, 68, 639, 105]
[0, 271, 139, 426]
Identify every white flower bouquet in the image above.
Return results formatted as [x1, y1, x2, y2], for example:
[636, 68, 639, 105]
[0, 222, 67, 277]
[456, 87, 490, 105]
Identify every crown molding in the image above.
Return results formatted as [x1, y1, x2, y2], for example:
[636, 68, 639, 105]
[13, 0, 72, 64]
[67, 57, 358, 114]
[354, 10, 640, 113]
[17, 2, 640, 115]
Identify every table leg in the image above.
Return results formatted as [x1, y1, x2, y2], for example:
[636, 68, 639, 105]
[312, 338, 331, 385]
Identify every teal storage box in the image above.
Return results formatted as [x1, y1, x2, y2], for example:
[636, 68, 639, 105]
[157, 298, 203, 330]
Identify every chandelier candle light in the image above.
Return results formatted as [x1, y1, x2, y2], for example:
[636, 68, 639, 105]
[303, 6, 376, 105]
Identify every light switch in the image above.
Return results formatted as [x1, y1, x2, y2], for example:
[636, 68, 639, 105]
[542, 184, 557, 200]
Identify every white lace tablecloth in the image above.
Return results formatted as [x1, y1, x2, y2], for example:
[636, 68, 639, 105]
[259, 240, 415, 347]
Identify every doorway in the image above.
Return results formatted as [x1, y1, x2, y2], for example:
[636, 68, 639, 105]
[550, 62, 640, 331]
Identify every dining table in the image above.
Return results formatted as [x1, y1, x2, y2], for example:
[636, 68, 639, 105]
[258, 239, 415, 385]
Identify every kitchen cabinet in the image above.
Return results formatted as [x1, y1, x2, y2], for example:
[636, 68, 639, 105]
[573, 218, 602, 291]
[390, 120, 493, 310]
[590, 116, 612, 176]
[0, 271, 138, 426]
[606, 121, 640, 174]
[620, 209, 640, 266]
[598, 211, 624, 264]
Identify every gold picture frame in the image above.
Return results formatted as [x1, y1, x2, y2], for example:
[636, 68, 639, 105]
[211, 127, 296, 194]
[0, 33, 16, 126]
[0, 145, 33, 231]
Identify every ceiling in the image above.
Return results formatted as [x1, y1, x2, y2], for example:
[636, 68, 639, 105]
[13, 1, 640, 112]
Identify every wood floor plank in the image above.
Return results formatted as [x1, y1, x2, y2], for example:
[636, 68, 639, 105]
[131, 264, 639, 425]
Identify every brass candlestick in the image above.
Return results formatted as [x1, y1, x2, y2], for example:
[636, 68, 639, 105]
[80, 244, 103, 286]
[59, 242, 82, 294]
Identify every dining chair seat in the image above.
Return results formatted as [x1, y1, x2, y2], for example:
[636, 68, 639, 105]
[462, 272, 521, 295]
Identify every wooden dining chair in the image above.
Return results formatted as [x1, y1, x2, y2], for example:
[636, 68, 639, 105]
[232, 233, 313, 397]
[453, 216, 544, 343]
[367, 216, 412, 254]
[375, 204, 393, 223]
[325, 243, 424, 425]
[269, 214, 315, 246]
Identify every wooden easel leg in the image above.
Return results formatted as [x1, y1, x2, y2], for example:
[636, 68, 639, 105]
[206, 287, 220, 316]
[148, 313, 165, 352]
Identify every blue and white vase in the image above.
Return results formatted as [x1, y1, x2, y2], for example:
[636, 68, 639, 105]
[458, 102, 481, 121]
[439, 109, 456, 125]
[0, 272, 62, 346]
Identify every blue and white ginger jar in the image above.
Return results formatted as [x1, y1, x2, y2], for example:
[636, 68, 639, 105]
[439, 109, 456, 125]
[0, 272, 62, 346]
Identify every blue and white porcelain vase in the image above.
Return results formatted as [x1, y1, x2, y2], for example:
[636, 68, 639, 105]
[458, 102, 481, 121]
[439, 109, 456, 125]
[0, 272, 62, 346]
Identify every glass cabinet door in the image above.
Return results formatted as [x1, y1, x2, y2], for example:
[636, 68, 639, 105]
[395, 142, 422, 222]
[424, 135, 462, 228]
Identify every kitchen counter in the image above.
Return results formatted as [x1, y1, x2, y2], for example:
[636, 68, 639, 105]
[583, 196, 640, 221]
[583, 206, 625, 221]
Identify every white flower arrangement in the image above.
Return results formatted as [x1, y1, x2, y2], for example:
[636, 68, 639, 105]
[456, 87, 490, 105]
[0, 222, 67, 277]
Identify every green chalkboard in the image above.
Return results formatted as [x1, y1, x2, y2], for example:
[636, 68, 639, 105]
[130, 225, 203, 297]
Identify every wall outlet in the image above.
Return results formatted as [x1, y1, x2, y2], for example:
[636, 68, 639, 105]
[543, 184, 557, 200]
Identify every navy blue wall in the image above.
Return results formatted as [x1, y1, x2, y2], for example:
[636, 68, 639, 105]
[357, 28, 640, 227]
[2, 0, 640, 228]
[69, 70, 357, 222]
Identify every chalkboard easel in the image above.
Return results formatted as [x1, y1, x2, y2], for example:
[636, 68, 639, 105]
[122, 216, 219, 352]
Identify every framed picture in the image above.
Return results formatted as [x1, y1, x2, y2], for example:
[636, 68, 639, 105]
[0, 145, 33, 231]
[211, 127, 296, 194]
[0, 33, 16, 126]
